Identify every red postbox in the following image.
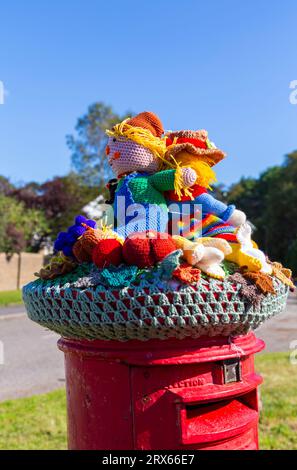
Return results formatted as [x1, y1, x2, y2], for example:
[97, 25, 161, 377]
[58, 331, 264, 450]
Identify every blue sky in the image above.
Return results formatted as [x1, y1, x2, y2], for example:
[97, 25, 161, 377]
[0, 0, 296, 187]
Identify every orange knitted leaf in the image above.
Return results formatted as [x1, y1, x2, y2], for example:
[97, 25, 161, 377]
[243, 271, 275, 295]
[271, 262, 295, 289]
[173, 263, 201, 285]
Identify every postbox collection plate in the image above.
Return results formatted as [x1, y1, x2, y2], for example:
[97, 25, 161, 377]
[222, 358, 242, 384]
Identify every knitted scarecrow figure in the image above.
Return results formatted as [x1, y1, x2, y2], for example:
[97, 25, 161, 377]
[164, 130, 245, 239]
[105, 112, 197, 238]
[164, 130, 272, 273]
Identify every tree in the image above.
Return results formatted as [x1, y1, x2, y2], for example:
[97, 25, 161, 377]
[67, 102, 130, 187]
[12, 174, 99, 242]
[0, 194, 48, 255]
[226, 151, 297, 272]
[286, 238, 297, 274]
[0, 175, 14, 195]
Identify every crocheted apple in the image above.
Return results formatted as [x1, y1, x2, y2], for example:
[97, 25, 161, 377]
[122, 231, 177, 268]
[92, 239, 123, 268]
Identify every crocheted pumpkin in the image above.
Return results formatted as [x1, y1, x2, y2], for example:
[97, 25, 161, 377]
[122, 231, 177, 268]
[92, 239, 123, 268]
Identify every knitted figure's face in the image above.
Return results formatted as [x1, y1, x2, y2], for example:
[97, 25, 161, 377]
[106, 136, 160, 177]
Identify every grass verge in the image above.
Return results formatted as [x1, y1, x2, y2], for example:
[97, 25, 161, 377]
[0, 390, 67, 450]
[257, 352, 297, 449]
[0, 290, 23, 307]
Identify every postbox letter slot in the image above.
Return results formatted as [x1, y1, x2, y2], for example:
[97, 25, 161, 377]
[179, 391, 258, 445]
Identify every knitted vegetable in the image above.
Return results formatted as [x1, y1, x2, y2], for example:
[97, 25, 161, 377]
[92, 238, 123, 268]
[173, 235, 231, 280]
[54, 215, 96, 258]
[226, 223, 272, 274]
[122, 231, 177, 268]
[72, 226, 103, 262]
[72, 225, 122, 263]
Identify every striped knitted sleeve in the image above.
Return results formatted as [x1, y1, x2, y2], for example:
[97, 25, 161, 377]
[149, 170, 176, 191]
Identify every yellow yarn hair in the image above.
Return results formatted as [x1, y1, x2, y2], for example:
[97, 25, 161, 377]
[106, 119, 191, 198]
[106, 120, 167, 162]
[164, 151, 217, 190]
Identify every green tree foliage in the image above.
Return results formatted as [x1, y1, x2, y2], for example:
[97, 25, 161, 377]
[12, 174, 98, 243]
[286, 239, 297, 275]
[0, 194, 48, 255]
[227, 151, 297, 273]
[67, 102, 130, 188]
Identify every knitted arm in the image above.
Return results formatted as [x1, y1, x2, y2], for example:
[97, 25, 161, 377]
[194, 192, 235, 221]
[149, 168, 196, 191]
[149, 170, 177, 191]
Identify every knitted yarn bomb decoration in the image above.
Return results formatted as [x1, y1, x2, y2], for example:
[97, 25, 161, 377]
[92, 238, 123, 268]
[106, 112, 165, 178]
[123, 230, 177, 268]
[72, 226, 103, 262]
[54, 215, 97, 258]
[165, 129, 226, 169]
[72, 226, 122, 263]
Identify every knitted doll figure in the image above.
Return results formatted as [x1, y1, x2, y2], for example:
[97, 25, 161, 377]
[105, 112, 197, 238]
[164, 129, 246, 241]
[164, 131, 271, 273]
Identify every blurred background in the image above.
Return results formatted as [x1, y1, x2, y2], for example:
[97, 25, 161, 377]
[0, 0, 296, 450]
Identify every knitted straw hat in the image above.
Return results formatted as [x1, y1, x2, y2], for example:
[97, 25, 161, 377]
[165, 130, 226, 167]
[126, 111, 164, 137]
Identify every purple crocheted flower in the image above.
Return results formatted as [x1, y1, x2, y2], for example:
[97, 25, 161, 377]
[54, 215, 97, 257]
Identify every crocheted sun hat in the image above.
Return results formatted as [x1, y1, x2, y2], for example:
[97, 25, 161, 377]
[165, 130, 226, 167]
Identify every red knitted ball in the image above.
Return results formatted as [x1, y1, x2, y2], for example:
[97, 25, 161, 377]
[150, 236, 177, 263]
[92, 239, 123, 268]
[122, 231, 176, 268]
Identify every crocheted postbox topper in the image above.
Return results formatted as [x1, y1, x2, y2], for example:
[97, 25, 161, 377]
[22, 111, 294, 342]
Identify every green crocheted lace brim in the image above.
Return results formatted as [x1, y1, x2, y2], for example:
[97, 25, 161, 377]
[22, 265, 289, 341]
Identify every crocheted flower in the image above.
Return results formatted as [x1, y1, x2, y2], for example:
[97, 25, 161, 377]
[54, 215, 97, 258]
[173, 263, 201, 285]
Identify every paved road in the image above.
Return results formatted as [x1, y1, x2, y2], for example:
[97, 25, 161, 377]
[256, 290, 297, 352]
[0, 310, 64, 402]
[0, 291, 296, 402]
